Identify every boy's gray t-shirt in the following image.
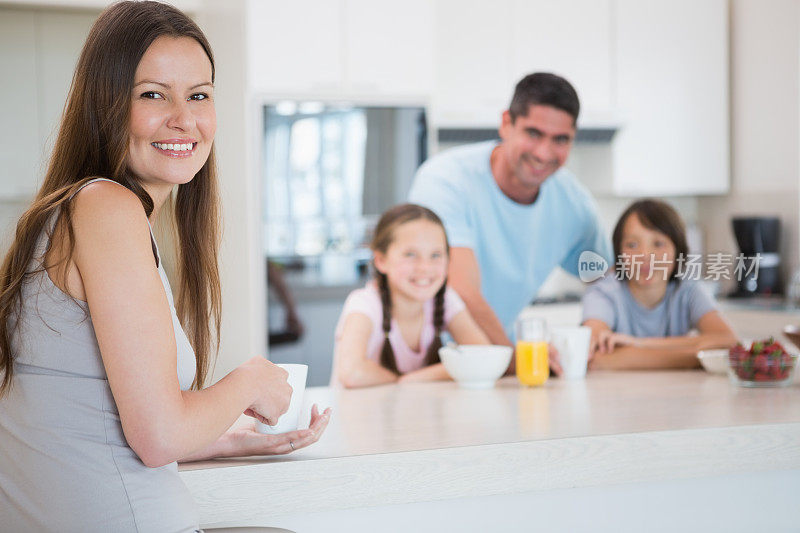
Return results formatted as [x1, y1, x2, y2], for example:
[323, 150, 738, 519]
[581, 275, 718, 337]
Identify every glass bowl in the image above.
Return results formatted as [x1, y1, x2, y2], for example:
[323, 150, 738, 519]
[728, 343, 797, 388]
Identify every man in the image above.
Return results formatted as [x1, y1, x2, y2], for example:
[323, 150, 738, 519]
[408, 73, 611, 372]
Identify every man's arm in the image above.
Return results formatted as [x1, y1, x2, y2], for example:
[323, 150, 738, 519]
[449, 247, 565, 376]
[448, 247, 511, 347]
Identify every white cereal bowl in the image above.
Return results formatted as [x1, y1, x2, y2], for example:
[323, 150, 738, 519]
[697, 349, 729, 374]
[439, 344, 513, 389]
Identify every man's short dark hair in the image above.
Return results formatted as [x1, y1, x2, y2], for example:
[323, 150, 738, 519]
[508, 73, 580, 125]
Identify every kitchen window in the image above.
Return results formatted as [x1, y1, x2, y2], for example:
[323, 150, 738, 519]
[261, 101, 427, 259]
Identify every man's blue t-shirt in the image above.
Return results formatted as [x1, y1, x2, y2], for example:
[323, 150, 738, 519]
[408, 141, 612, 337]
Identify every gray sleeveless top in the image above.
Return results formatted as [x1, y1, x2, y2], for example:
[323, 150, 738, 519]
[0, 179, 200, 532]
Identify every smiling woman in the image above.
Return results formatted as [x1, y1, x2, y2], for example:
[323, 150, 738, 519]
[0, 2, 329, 531]
[128, 35, 216, 193]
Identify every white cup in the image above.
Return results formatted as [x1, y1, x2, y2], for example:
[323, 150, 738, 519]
[255, 363, 308, 434]
[550, 326, 592, 379]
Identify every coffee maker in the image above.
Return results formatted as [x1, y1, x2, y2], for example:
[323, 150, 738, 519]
[731, 216, 781, 296]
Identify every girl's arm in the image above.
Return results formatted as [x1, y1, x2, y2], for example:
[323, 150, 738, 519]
[334, 312, 398, 388]
[72, 184, 293, 468]
[585, 311, 738, 370]
[397, 308, 490, 383]
[397, 363, 450, 383]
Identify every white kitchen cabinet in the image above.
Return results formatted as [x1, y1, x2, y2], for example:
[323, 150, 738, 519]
[0, 8, 97, 200]
[432, 0, 729, 198]
[510, 0, 613, 125]
[612, 0, 729, 196]
[247, 0, 343, 94]
[248, 0, 433, 100]
[431, 0, 515, 127]
[37, 11, 96, 165]
[432, 0, 614, 128]
[0, 9, 40, 199]
[344, 0, 434, 98]
[1, 0, 199, 10]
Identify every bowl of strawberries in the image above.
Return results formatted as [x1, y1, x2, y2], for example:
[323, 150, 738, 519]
[728, 338, 798, 388]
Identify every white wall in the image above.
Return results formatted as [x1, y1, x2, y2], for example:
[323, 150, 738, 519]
[195, 0, 266, 382]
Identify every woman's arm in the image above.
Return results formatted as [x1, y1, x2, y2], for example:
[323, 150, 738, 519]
[585, 311, 738, 370]
[72, 184, 291, 467]
[334, 312, 398, 388]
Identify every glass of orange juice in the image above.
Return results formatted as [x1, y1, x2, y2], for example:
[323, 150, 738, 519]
[515, 316, 548, 386]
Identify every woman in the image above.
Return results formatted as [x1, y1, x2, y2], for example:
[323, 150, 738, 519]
[0, 2, 329, 531]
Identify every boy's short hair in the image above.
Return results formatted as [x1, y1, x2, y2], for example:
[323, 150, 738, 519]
[612, 199, 689, 282]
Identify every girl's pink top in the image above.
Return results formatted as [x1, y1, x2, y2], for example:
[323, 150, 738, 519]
[334, 281, 466, 375]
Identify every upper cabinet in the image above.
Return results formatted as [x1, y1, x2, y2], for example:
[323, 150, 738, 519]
[612, 0, 729, 195]
[432, 0, 613, 128]
[344, 0, 434, 98]
[248, 0, 343, 94]
[0, 1, 730, 199]
[510, 0, 613, 126]
[431, 0, 729, 195]
[0, 7, 96, 199]
[248, 0, 434, 100]
[0, 9, 40, 199]
[431, 0, 515, 127]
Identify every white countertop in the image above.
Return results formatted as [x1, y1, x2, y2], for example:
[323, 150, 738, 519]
[179, 371, 800, 529]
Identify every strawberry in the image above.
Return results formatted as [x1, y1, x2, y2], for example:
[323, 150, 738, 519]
[769, 360, 782, 378]
[754, 354, 769, 374]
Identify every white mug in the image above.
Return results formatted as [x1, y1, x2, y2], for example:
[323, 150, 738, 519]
[550, 326, 592, 379]
[255, 363, 308, 435]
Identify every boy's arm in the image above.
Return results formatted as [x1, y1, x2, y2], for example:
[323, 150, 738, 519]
[589, 311, 737, 370]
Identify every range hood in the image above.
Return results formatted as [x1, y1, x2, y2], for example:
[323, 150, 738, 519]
[437, 125, 617, 145]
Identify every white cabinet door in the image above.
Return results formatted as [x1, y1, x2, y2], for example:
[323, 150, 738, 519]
[612, 0, 729, 195]
[247, 0, 343, 94]
[344, 0, 434, 98]
[38, 11, 97, 167]
[510, 0, 613, 124]
[431, 0, 515, 127]
[0, 9, 40, 198]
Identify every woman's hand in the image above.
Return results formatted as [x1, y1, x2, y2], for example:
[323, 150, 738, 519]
[228, 404, 332, 456]
[239, 357, 292, 426]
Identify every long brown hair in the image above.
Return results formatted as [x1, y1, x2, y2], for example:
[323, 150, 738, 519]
[0, 1, 221, 395]
[371, 204, 449, 373]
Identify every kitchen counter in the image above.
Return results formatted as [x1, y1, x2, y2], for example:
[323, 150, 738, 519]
[180, 371, 800, 531]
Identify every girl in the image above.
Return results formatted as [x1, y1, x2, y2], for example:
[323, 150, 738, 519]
[0, 3, 328, 531]
[582, 199, 737, 370]
[333, 204, 489, 388]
